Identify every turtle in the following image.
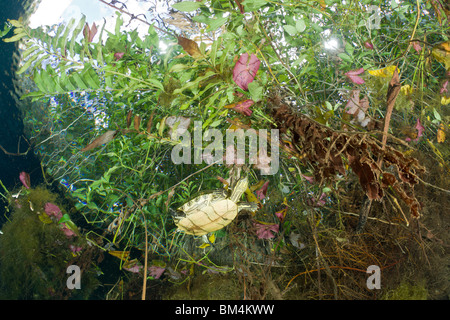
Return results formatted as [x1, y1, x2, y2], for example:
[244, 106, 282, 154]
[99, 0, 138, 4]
[173, 176, 258, 236]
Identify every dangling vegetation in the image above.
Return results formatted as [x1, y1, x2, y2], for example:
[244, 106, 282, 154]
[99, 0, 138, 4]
[1, 0, 449, 299]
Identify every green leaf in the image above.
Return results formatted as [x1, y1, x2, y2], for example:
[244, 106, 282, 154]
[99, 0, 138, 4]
[16, 54, 38, 75]
[147, 78, 164, 91]
[3, 32, 27, 42]
[243, 0, 267, 11]
[207, 17, 228, 31]
[58, 213, 71, 224]
[338, 52, 352, 63]
[172, 1, 202, 12]
[248, 81, 263, 102]
[283, 25, 297, 36]
[8, 19, 22, 28]
[70, 15, 86, 57]
[296, 19, 306, 33]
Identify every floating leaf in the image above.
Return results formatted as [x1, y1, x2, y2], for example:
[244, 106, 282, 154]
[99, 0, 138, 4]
[233, 53, 261, 91]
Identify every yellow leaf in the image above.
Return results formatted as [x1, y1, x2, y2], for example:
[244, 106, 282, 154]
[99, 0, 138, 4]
[198, 243, 210, 249]
[368, 66, 400, 78]
[123, 258, 140, 269]
[437, 123, 446, 143]
[401, 85, 413, 95]
[432, 41, 450, 70]
[208, 233, 216, 244]
[245, 188, 260, 205]
[38, 212, 53, 224]
[441, 96, 450, 105]
[109, 251, 130, 261]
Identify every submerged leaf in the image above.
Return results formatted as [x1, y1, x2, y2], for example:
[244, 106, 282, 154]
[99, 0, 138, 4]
[437, 123, 446, 143]
[19, 171, 30, 189]
[81, 130, 118, 152]
[233, 99, 254, 116]
[344, 68, 365, 84]
[254, 222, 279, 239]
[255, 181, 269, 200]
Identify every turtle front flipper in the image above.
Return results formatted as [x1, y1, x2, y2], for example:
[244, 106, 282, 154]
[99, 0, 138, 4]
[237, 202, 259, 213]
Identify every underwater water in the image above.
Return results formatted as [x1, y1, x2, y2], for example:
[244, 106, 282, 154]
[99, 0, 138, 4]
[0, 0, 44, 225]
[0, 0, 448, 304]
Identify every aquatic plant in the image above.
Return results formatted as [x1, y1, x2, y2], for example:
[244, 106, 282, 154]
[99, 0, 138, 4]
[2, 0, 449, 300]
[0, 187, 99, 299]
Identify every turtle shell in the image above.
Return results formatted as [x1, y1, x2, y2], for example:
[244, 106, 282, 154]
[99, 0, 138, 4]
[177, 189, 227, 216]
[174, 198, 238, 236]
[174, 176, 250, 236]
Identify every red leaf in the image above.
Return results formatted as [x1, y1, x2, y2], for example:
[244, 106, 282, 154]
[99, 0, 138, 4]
[233, 53, 260, 91]
[44, 202, 62, 220]
[233, 99, 254, 116]
[345, 68, 365, 84]
[412, 41, 422, 53]
[254, 222, 279, 239]
[114, 52, 125, 61]
[19, 171, 30, 189]
[255, 181, 269, 200]
[364, 41, 374, 50]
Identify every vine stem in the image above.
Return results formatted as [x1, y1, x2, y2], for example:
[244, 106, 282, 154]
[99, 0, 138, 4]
[97, 0, 175, 38]
[141, 212, 148, 300]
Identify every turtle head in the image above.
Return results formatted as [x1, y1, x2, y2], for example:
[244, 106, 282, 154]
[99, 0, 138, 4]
[229, 176, 249, 203]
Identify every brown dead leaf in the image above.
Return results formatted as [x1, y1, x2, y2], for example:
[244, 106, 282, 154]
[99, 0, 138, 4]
[81, 130, 117, 152]
[126, 110, 133, 128]
[177, 36, 203, 59]
[133, 115, 141, 131]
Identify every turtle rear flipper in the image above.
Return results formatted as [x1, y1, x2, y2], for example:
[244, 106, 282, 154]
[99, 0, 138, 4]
[237, 202, 259, 213]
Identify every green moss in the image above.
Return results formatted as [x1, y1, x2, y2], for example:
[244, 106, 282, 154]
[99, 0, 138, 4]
[0, 187, 98, 299]
[164, 273, 242, 300]
[382, 280, 428, 300]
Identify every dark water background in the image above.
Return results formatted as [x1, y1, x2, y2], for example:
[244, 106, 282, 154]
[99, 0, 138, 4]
[0, 0, 43, 226]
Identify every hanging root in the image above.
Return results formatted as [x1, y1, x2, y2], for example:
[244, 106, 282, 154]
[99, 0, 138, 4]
[268, 92, 425, 220]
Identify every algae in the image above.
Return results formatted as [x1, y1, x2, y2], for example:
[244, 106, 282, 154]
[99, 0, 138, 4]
[0, 187, 99, 299]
